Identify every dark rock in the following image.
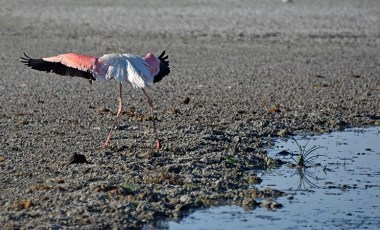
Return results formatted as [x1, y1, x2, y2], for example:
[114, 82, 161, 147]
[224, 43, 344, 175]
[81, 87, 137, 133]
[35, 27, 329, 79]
[277, 150, 291, 156]
[67, 153, 89, 164]
[179, 96, 190, 104]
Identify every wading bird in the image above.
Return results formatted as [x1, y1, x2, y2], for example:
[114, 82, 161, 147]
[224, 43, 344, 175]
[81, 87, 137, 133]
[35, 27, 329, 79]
[21, 51, 170, 150]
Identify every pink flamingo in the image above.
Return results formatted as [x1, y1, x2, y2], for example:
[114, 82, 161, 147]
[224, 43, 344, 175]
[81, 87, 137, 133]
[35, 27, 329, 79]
[21, 51, 170, 150]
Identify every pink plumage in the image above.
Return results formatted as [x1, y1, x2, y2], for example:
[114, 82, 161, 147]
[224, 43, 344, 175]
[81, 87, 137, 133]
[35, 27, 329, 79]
[143, 53, 160, 76]
[43, 53, 98, 71]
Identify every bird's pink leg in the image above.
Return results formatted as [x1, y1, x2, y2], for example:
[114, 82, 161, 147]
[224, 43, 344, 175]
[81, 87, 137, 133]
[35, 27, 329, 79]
[103, 82, 123, 148]
[142, 89, 161, 151]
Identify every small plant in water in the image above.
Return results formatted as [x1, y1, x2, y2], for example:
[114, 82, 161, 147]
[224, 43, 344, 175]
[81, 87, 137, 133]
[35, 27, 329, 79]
[291, 137, 326, 168]
[264, 156, 272, 169]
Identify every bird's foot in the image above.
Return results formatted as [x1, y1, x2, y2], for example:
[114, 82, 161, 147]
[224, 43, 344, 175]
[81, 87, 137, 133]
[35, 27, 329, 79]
[156, 139, 162, 151]
[103, 132, 112, 149]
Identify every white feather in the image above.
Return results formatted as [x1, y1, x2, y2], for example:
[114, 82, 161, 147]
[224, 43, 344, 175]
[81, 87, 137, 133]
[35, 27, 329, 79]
[93, 53, 154, 88]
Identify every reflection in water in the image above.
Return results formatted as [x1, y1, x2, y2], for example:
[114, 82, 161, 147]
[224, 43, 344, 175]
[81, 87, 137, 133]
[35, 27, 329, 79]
[292, 167, 320, 190]
[282, 136, 329, 190]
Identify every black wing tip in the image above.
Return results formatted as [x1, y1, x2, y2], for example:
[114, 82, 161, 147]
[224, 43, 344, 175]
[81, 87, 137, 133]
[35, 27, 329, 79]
[154, 50, 170, 83]
[20, 53, 45, 68]
[20, 52, 31, 64]
[20, 52, 41, 66]
[20, 52, 32, 60]
[158, 50, 166, 58]
[158, 50, 169, 60]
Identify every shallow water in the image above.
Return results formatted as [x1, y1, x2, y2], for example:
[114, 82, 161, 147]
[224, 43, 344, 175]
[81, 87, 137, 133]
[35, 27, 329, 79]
[153, 127, 380, 229]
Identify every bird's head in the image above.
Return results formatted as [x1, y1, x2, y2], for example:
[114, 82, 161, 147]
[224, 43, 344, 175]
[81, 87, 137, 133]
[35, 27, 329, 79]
[144, 53, 160, 77]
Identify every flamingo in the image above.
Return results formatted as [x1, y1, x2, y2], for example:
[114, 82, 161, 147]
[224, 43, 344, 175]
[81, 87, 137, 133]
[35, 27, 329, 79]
[20, 51, 170, 150]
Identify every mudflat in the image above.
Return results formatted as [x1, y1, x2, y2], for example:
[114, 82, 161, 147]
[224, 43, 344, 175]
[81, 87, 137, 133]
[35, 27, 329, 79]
[0, 0, 379, 228]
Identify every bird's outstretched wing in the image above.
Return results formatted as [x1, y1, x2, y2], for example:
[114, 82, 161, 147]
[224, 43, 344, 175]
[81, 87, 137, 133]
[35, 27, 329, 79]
[153, 50, 170, 83]
[21, 53, 97, 83]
